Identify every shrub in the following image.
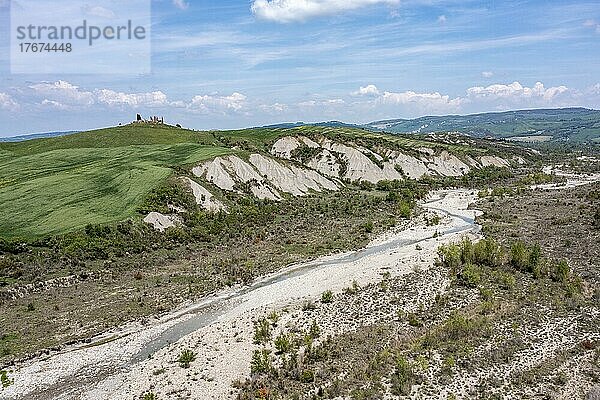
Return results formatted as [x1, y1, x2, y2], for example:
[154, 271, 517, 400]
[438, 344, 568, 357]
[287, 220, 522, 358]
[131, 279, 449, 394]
[141, 392, 157, 400]
[268, 311, 279, 325]
[474, 238, 504, 268]
[321, 290, 333, 304]
[407, 313, 423, 327]
[398, 201, 412, 219]
[497, 271, 516, 290]
[253, 318, 272, 344]
[309, 320, 321, 338]
[0, 370, 13, 388]
[178, 349, 196, 368]
[510, 241, 529, 271]
[390, 356, 415, 396]
[344, 280, 360, 294]
[251, 349, 272, 375]
[459, 263, 481, 288]
[300, 369, 315, 383]
[438, 244, 462, 273]
[552, 260, 571, 283]
[274, 333, 293, 355]
[460, 239, 475, 265]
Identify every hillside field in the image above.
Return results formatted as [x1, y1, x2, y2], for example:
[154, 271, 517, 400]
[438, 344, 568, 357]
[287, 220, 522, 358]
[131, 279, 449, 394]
[0, 125, 233, 239]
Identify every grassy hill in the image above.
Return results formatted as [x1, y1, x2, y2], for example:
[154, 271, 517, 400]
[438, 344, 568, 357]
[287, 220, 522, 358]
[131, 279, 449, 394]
[0, 123, 515, 240]
[365, 108, 600, 143]
[0, 124, 233, 239]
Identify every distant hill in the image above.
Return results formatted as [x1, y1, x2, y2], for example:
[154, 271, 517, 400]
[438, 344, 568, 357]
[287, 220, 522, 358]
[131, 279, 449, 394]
[260, 121, 363, 129]
[364, 108, 600, 143]
[0, 131, 79, 143]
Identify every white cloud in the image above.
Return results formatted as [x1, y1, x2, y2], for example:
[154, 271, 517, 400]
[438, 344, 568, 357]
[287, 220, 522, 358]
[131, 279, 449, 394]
[583, 19, 600, 33]
[251, 0, 400, 23]
[40, 99, 70, 111]
[299, 98, 345, 107]
[466, 81, 569, 101]
[29, 81, 95, 106]
[381, 90, 463, 110]
[0, 93, 19, 111]
[95, 89, 169, 107]
[173, 0, 189, 10]
[83, 5, 117, 19]
[353, 84, 380, 96]
[260, 103, 289, 113]
[188, 93, 247, 114]
[437, 15, 447, 24]
[481, 71, 494, 78]
[588, 83, 600, 95]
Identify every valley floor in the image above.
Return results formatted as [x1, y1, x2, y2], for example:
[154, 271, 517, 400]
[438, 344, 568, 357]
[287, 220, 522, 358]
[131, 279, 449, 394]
[1, 190, 480, 399]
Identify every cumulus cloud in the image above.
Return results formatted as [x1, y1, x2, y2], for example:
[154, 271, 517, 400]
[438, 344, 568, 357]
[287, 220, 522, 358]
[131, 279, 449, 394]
[260, 103, 289, 113]
[352, 84, 380, 96]
[0, 93, 19, 111]
[95, 89, 169, 107]
[299, 98, 345, 107]
[466, 81, 569, 101]
[381, 90, 463, 111]
[251, 0, 399, 23]
[173, 0, 189, 10]
[29, 81, 95, 106]
[40, 99, 70, 111]
[188, 93, 247, 114]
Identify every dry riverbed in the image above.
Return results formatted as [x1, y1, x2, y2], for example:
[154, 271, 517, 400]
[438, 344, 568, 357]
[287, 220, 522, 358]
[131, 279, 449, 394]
[1, 189, 480, 400]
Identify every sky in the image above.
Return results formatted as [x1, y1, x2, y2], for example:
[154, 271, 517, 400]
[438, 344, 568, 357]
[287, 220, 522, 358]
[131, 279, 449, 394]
[0, 0, 599, 136]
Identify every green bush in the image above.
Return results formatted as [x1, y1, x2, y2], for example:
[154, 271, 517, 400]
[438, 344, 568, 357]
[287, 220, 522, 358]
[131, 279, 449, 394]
[274, 333, 293, 355]
[510, 241, 529, 271]
[309, 320, 321, 338]
[321, 290, 333, 304]
[253, 318, 272, 344]
[178, 349, 196, 368]
[552, 260, 571, 283]
[141, 392, 157, 400]
[473, 238, 504, 268]
[459, 263, 481, 288]
[0, 370, 13, 388]
[438, 244, 462, 273]
[251, 349, 272, 374]
[390, 356, 415, 396]
[300, 369, 315, 383]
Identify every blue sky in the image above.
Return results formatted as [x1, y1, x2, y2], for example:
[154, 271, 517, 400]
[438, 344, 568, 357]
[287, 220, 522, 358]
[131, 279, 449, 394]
[1, 0, 599, 136]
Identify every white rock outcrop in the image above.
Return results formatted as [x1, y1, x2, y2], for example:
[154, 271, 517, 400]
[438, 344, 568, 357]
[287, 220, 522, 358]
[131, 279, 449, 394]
[429, 151, 471, 177]
[271, 136, 300, 159]
[479, 156, 510, 168]
[184, 178, 226, 212]
[143, 212, 180, 232]
[194, 154, 338, 200]
[270, 135, 519, 184]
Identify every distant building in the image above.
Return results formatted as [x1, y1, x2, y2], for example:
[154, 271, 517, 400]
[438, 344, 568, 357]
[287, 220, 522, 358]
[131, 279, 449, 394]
[133, 115, 165, 124]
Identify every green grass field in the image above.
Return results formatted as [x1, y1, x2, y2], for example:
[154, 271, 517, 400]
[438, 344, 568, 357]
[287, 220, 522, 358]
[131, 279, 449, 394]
[0, 123, 482, 240]
[0, 125, 232, 239]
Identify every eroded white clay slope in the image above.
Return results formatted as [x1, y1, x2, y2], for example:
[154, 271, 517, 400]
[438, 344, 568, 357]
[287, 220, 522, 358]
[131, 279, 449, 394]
[194, 154, 338, 199]
[271, 136, 512, 182]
